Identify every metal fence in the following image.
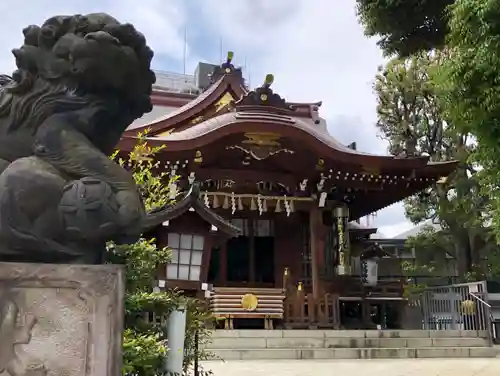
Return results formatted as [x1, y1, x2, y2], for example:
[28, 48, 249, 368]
[417, 281, 495, 344]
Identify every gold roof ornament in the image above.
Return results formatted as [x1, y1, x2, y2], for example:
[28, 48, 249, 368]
[316, 158, 325, 170]
[264, 73, 274, 87]
[225, 51, 234, 73]
[194, 150, 203, 163]
[234, 73, 295, 112]
[214, 92, 235, 112]
[241, 293, 258, 311]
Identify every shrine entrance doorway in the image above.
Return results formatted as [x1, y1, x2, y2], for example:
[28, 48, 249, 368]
[207, 218, 276, 287]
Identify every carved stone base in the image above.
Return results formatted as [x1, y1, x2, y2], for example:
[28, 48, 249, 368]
[0, 263, 124, 376]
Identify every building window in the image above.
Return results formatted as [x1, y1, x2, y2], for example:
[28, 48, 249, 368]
[166, 233, 204, 281]
[229, 219, 274, 237]
[254, 219, 274, 237]
[229, 218, 250, 236]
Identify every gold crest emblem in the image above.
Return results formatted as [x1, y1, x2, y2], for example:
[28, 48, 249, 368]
[241, 294, 258, 311]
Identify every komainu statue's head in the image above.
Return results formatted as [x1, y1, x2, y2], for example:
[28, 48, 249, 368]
[0, 13, 155, 137]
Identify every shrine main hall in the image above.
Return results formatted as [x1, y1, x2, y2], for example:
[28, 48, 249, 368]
[119, 53, 457, 330]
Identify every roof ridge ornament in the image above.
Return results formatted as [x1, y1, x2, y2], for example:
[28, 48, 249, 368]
[234, 74, 296, 113]
[208, 51, 243, 85]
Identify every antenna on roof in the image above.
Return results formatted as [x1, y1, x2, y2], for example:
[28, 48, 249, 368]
[219, 38, 223, 63]
[243, 56, 248, 85]
[183, 27, 187, 75]
[247, 62, 251, 88]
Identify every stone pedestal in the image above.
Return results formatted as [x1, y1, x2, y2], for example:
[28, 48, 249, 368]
[0, 263, 125, 376]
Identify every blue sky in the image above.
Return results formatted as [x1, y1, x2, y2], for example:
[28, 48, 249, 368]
[0, 0, 416, 237]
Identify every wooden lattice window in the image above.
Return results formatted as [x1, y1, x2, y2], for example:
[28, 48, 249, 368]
[166, 233, 204, 281]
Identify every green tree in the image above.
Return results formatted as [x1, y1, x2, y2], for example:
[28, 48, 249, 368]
[374, 52, 494, 277]
[107, 132, 213, 376]
[437, 0, 500, 249]
[356, 0, 454, 56]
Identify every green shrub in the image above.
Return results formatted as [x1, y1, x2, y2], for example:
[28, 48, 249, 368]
[108, 130, 214, 375]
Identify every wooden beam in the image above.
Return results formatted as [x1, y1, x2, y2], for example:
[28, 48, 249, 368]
[196, 168, 297, 188]
[194, 167, 429, 194]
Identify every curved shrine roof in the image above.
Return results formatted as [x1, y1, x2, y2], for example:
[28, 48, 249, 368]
[120, 54, 458, 181]
[125, 57, 324, 137]
[148, 183, 242, 237]
[123, 111, 433, 168]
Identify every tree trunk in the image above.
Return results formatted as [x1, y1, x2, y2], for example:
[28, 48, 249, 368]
[450, 227, 473, 277]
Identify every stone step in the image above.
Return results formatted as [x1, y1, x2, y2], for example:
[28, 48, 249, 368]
[206, 336, 489, 349]
[210, 346, 498, 360]
[210, 329, 489, 339]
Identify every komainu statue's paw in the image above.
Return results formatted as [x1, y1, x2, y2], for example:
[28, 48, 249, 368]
[115, 190, 144, 228]
[59, 177, 120, 241]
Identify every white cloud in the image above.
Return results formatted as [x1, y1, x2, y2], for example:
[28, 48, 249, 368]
[200, 0, 384, 125]
[378, 221, 416, 238]
[0, 0, 189, 75]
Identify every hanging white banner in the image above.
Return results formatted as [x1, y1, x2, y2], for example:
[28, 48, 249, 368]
[361, 258, 378, 286]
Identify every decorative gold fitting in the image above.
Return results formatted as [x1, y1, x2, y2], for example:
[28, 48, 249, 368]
[194, 150, 203, 163]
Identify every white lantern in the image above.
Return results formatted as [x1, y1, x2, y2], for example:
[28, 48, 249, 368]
[361, 258, 378, 286]
[337, 265, 346, 275]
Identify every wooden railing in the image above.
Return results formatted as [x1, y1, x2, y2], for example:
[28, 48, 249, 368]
[282, 268, 341, 329]
[208, 286, 285, 329]
[283, 291, 341, 329]
[325, 275, 405, 298]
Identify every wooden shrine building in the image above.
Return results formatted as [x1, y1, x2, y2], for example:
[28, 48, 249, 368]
[119, 53, 458, 330]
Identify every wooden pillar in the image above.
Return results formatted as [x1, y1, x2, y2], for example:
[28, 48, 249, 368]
[309, 208, 321, 299]
[249, 221, 256, 283]
[362, 299, 371, 329]
[201, 234, 213, 284]
[220, 241, 227, 284]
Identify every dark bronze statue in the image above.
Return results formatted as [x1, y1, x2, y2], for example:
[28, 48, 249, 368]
[0, 13, 171, 264]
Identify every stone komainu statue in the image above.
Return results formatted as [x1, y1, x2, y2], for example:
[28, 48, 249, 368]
[0, 13, 168, 264]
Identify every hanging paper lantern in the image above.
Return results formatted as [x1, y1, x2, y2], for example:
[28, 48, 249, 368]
[361, 258, 378, 286]
[212, 195, 219, 208]
[250, 197, 256, 211]
[238, 196, 244, 211]
[222, 195, 229, 209]
[335, 205, 350, 275]
[275, 199, 282, 212]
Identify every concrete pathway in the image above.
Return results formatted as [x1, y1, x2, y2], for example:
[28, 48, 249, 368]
[203, 358, 500, 376]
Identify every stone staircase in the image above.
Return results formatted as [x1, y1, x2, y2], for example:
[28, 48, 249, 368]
[205, 329, 498, 360]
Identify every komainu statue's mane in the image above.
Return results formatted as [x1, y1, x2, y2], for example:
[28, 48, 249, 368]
[0, 75, 11, 86]
[0, 13, 156, 134]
